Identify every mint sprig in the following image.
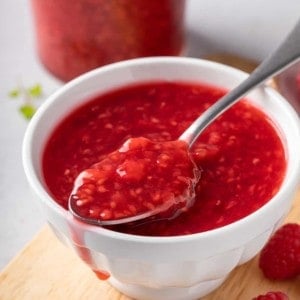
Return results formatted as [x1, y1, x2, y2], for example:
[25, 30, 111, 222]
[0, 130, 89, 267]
[28, 84, 43, 98]
[8, 83, 43, 120]
[19, 104, 37, 120]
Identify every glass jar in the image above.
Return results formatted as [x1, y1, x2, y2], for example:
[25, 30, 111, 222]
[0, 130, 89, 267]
[30, 0, 186, 82]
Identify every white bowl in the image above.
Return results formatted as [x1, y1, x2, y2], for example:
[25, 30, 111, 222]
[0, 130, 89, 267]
[22, 57, 300, 300]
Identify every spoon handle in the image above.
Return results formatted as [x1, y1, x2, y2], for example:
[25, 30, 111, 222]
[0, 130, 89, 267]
[179, 19, 300, 147]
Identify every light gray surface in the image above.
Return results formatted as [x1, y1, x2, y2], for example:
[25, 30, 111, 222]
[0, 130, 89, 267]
[0, 0, 299, 270]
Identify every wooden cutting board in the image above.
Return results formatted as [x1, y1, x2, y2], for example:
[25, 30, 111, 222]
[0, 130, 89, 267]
[1, 55, 299, 300]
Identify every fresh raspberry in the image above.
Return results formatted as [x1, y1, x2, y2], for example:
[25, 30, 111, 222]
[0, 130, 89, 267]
[259, 223, 300, 280]
[252, 291, 289, 300]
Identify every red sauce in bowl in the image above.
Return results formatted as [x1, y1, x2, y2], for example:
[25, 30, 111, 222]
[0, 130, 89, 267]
[43, 81, 286, 236]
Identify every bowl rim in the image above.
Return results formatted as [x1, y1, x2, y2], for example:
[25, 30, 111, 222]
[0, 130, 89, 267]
[22, 56, 300, 244]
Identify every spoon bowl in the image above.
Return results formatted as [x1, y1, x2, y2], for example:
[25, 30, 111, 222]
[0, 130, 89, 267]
[69, 138, 200, 226]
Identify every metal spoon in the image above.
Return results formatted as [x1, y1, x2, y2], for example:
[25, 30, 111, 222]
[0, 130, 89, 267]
[70, 19, 300, 226]
[179, 19, 300, 147]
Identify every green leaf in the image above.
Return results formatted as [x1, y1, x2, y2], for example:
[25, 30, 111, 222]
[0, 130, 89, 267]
[19, 104, 36, 120]
[8, 88, 20, 98]
[28, 84, 43, 98]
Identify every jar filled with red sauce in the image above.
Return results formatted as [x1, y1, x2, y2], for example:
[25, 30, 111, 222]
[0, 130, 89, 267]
[30, 0, 186, 81]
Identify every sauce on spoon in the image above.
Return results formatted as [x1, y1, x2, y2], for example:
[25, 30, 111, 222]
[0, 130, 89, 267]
[69, 137, 200, 225]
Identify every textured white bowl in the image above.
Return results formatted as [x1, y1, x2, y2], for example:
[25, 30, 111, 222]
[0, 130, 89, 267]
[23, 57, 300, 300]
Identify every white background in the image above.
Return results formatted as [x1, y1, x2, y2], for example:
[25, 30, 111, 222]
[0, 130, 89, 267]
[0, 0, 299, 269]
